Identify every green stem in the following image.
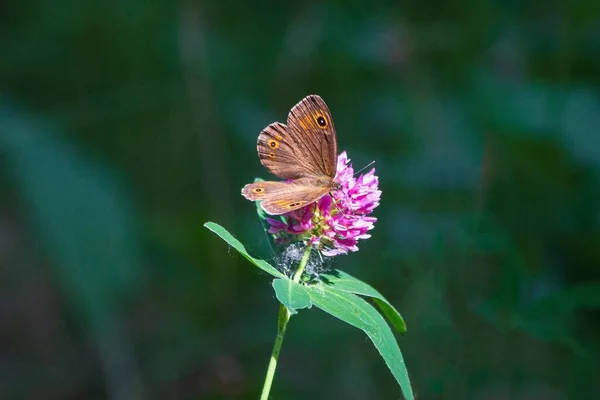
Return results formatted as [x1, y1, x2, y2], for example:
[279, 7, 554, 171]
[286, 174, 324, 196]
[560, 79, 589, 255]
[293, 244, 313, 283]
[259, 303, 290, 400]
[259, 244, 312, 400]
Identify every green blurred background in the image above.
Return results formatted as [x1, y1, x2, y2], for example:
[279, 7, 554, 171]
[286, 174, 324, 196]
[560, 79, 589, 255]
[1, 1, 600, 399]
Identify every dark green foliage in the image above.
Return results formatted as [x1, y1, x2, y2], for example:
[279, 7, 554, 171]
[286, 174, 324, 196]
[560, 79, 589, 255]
[1, 1, 599, 398]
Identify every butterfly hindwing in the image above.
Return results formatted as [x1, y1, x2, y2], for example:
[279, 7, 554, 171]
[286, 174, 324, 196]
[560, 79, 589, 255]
[241, 178, 330, 215]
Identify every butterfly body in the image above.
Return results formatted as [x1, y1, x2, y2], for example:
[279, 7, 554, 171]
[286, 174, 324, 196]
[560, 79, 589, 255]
[242, 95, 338, 215]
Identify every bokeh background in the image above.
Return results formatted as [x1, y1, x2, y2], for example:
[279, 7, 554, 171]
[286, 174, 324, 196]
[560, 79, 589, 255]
[1, 1, 599, 399]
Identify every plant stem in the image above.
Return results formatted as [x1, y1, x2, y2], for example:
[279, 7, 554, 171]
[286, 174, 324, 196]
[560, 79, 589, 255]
[293, 244, 312, 283]
[259, 303, 290, 400]
[259, 244, 312, 400]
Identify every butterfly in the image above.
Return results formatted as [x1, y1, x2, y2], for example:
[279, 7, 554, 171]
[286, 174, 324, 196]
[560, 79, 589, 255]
[241, 95, 338, 215]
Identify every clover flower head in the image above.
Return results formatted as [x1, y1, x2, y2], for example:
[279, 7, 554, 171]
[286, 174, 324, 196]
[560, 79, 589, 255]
[266, 151, 381, 256]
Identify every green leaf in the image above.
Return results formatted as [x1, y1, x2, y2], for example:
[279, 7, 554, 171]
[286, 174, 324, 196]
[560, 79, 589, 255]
[307, 284, 414, 400]
[204, 223, 412, 396]
[321, 270, 407, 335]
[204, 222, 284, 278]
[272, 278, 312, 314]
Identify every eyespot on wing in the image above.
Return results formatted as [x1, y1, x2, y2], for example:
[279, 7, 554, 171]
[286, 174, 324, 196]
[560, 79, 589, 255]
[316, 115, 328, 128]
[241, 183, 267, 200]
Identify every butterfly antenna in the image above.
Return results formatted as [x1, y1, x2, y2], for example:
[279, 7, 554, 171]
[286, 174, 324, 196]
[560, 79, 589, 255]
[330, 191, 350, 218]
[353, 160, 375, 177]
[328, 161, 374, 218]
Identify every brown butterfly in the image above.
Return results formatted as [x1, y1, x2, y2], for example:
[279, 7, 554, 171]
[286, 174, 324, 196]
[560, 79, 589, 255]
[241, 95, 338, 215]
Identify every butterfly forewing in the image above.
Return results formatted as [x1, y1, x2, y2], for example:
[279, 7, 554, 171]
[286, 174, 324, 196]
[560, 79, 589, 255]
[286, 95, 337, 178]
[257, 122, 320, 179]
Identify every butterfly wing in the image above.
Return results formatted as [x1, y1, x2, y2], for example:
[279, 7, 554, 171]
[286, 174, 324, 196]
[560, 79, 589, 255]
[256, 95, 338, 180]
[287, 94, 338, 178]
[242, 178, 330, 215]
[256, 122, 319, 179]
[243, 95, 338, 214]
